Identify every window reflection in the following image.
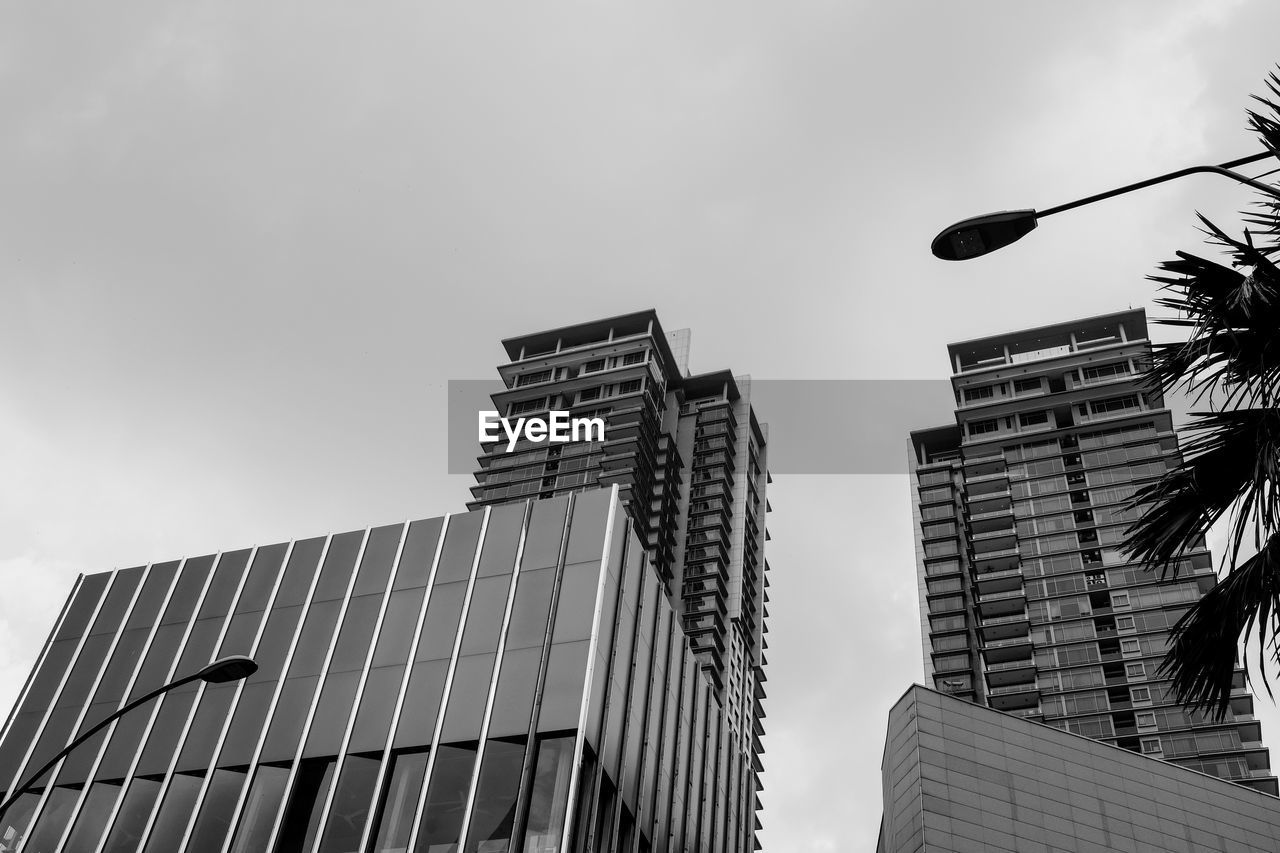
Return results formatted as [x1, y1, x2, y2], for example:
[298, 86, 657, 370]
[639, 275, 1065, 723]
[102, 775, 164, 852]
[462, 738, 526, 853]
[370, 750, 430, 853]
[18, 785, 78, 851]
[229, 764, 291, 853]
[316, 753, 381, 852]
[63, 779, 124, 852]
[277, 756, 336, 853]
[141, 771, 204, 852]
[414, 744, 478, 852]
[187, 767, 248, 853]
[523, 736, 574, 853]
[0, 790, 42, 852]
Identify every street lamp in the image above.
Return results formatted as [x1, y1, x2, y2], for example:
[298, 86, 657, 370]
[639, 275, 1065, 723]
[0, 655, 257, 817]
[931, 150, 1280, 260]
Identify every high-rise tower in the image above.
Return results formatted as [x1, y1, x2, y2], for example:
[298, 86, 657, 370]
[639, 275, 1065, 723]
[908, 309, 1276, 794]
[468, 310, 770, 847]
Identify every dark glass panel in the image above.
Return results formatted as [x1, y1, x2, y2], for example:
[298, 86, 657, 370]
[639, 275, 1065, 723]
[276, 756, 336, 853]
[102, 775, 164, 852]
[414, 583, 467, 662]
[460, 576, 513, 657]
[0, 791, 43, 852]
[348, 666, 404, 754]
[355, 524, 405, 596]
[22, 784, 80, 851]
[141, 770, 204, 852]
[135, 688, 199, 776]
[302, 671, 359, 758]
[391, 661, 448, 750]
[24, 705, 79, 779]
[476, 503, 525, 578]
[246, 605, 304, 683]
[52, 633, 113, 709]
[537, 642, 589, 732]
[369, 749, 430, 853]
[329, 595, 382, 673]
[228, 764, 291, 853]
[435, 512, 484, 584]
[287, 600, 342, 677]
[259, 676, 320, 764]
[56, 722, 109, 784]
[274, 537, 327, 608]
[520, 496, 570, 572]
[504, 568, 555, 651]
[372, 589, 426, 668]
[316, 753, 382, 852]
[186, 766, 249, 853]
[176, 683, 237, 772]
[95, 702, 151, 779]
[233, 543, 289, 615]
[392, 518, 444, 591]
[127, 623, 183, 700]
[17, 638, 76, 712]
[440, 654, 496, 744]
[90, 627, 149, 705]
[550, 563, 601, 645]
[217, 681, 274, 768]
[160, 555, 216, 625]
[174, 617, 226, 681]
[486, 646, 541, 738]
[218, 611, 264, 659]
[566, 491, 612, 563]
[313, 531, 365, 602]
[125, 561, 180, 630]
[54, 572, 110, 641]
[461, 738, 526, 853]
[413, 744, 478, 853]
[63, 779, 124, 852]
[88, 566, 145, 635]
[198, 550, 253, 619]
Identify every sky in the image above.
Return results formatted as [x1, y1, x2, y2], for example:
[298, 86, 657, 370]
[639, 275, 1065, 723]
[4, 1, 1280, 850]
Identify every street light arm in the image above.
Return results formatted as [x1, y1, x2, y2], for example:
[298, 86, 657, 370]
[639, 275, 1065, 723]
[1039, 150, 1280, 219]
[0, 672, 203, 817]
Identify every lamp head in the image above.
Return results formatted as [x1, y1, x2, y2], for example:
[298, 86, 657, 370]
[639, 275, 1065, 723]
[931, 209, 1039, 260]
[197, 655, 258, 684]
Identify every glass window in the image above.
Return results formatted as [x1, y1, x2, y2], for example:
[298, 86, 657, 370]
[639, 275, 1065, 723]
[487, 647, 542, 738]
[440, 654, 496, 743]
[551, 563, 601, 644]
[288, 600, 343, 677]
[392, 661, 448, 749]
[393, 519, 444, 591]
[21, 785, 81, 852]
[135, 689, 199, 776]
[276, 757, 337, 853]
[176, 683, 237, 772]
[89, 567, 146, 636]
[537, 641, 590, 733]
[415, 583, 467, 661]
[329, 595, 383, 673]
[369, 750, 431, 853]
[229, 764, 292, 853]
[198, 550, 253, 619]
[477, 504, 526, 577]
[63, 780, 125, 852]
[566, 493, 611, 563]
[414, 744, 478, 852]
[504, 568, 555, 651]
[355, 524, 406, 596]
[274, 538, 328, 608]
[462, 738, 526, 852]
[520, 497, 570, 572]
[260, 676, 320, 763]
[460, 576, 513, 656]
[348, 666, 405, 754]
[55, 572, 111, 641]
[523, 735, 574, 853]
[436, 512, 485, 584]
[314, 532, 366, 602]
[188, 766, 249, 850]
[218, 680, 275, 767]
[141, 771, 204, 852]
[303, 671, 359, 758]
[233, 543, 289, 614]
[372, 589, 426, 667]
[219, 611, 266, 659]
[317, 753, 382, 852]
[102, 775, 164, 852]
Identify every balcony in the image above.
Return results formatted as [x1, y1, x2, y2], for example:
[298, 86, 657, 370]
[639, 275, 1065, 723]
[973, 568, 1023, 596]
[983, 637, 1033, 665]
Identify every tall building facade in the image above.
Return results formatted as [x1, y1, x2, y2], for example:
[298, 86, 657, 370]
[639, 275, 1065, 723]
[0, 488, 755, 853]
[467, 310, 769, 827]
[908, 309, 1276, 794]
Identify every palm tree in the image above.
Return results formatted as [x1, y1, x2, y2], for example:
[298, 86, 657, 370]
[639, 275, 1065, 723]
[1122, 71, 1280, 717]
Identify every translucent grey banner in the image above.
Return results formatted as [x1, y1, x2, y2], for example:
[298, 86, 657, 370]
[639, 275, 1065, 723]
[447, 379, 1200, 475]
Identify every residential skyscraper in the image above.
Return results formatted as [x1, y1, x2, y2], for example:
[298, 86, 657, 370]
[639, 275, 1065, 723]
[468, 310, 770, 818]
[908, 309, 1276, 794]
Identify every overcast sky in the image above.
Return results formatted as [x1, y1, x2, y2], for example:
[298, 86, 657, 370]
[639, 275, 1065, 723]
[5, 2, 1280, 850]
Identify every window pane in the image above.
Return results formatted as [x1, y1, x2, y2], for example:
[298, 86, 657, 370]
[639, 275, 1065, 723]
[274, 538, 328, 608]
[63, 780, 124, 852]
[415, 583, 466, 662]
[440, 654, 496, 743]
[329, 595, 383, 673]
[198, 550, 252, 619]
[303, 671, 359, 758]
[348, 666, 404, 754]
[141, 771, 204, 852]
[393, 519, 444, 591]
[459, 576, 512, 656]
[504, 568, 555, 651]
[314, 531, 366, 602]
[89, 566, 145, 636]
[462, 738, 527, 853]
[392, 661, 448, 750]
[260, 675, 320, 763]
[0, 791, 43, 852]
[229, 764, 292, 853]
[413, 744, 478, 852]
[537, 642, 589, 732]
[550, 563, 601, 644]
[277, 757, 336, 853]
[234, 543, 289, 615]
[317, 753, 382, 852]
[102, 776, 164, 853]
[55, 572, 111, 640]
[21, 784, 80, 852]
[477, 503, 525, 578]
[187, 766, 249, 853]
[372, 589, 426, 667]
[370, 750, 430, 853]
[435, 512, 484, 584]
[487, 647, 541, 738]
[355, 524, 405, 596]
[523, 736, 574, 853]
[520, 497, 569, 572]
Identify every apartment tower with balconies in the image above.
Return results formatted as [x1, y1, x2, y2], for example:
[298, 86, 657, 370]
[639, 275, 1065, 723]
[908, 309, 1276, 794]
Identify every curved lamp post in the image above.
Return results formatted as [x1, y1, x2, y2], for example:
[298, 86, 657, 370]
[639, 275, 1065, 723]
[0, 655, 257, 817]
[931, 150, 1280, 260]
